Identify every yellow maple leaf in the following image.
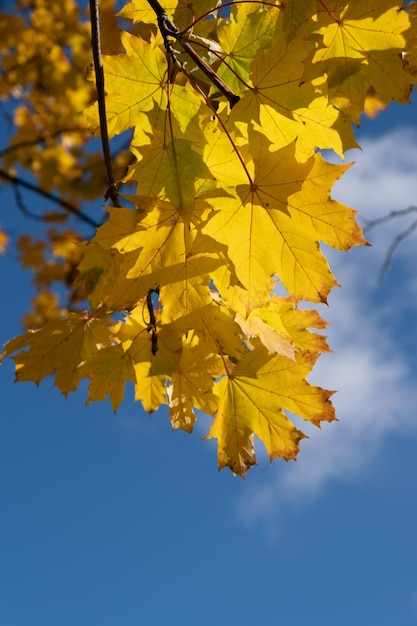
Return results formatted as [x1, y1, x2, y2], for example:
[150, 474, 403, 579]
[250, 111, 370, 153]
[231, 23, 357, 159]
[87, 31, 167, 138]
[118, 0, 177, 24]
[81, 203, 223, 313]
[235, 310, 296, 360]
[167, 333, 222, 432]
[216, 2, 279, 94]
[309, 0, 412, 123]
[203, 136, 364, 309]
[76, 241, 123, 309]
[119, 0, 222, 31]
[80, 343, 137, 412]
[5, 0, 402, 476]
[99, 0, 124, 55]
[114, 308, 183, 413]
[126, 132, 214, 212]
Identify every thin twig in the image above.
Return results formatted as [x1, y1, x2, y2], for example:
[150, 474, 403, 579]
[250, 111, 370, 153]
[89, 0, 121, 207]
[378, 217, 417, 283]
[363, 206, 417, 231]
[0, 168, 100, 228]
[361, 207, 417, 283]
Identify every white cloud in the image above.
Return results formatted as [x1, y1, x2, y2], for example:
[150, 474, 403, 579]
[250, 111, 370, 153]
[237, 128, 417, 531]
[334, 127, 417, 253]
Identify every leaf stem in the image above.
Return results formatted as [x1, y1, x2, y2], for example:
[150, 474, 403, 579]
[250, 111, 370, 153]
[318, 0, 341, 23]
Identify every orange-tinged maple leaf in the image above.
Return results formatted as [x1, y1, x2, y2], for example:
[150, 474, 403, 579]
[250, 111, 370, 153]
[266, 297, 331, 354]
[207, 345, 334, 476]
[0, 227, 8, 254]
[207, 380, 258, 476]
[2, 312, 113, 395]
[404, 2, 417, 80]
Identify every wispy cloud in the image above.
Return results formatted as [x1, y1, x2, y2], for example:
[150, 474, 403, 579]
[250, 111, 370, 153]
[237, 127, 417, 531]
[336, 127, 417, 252]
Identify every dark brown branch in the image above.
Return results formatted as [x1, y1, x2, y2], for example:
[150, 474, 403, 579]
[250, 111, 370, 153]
[179, 39, 240, 108]
[12, 183, 44, 221]
[89, 0, 121, 207]
[0, 168, 100, 228]
[146, 0, 166, 17]
[147, 0, 240, 108]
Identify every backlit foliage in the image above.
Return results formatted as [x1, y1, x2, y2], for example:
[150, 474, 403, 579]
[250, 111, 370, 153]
[1, 0, 415, 475]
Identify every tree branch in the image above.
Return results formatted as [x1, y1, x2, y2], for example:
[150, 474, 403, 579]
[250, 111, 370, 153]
[89, 0, 121, 207]
[147, 0, 240, 108]
[0, 168, 100, 228]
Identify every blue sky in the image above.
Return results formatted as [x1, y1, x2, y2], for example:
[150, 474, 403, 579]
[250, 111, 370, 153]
[1, 24, 417, 626]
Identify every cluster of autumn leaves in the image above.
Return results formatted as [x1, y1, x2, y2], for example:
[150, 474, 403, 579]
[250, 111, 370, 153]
[1, 0, 416, 475]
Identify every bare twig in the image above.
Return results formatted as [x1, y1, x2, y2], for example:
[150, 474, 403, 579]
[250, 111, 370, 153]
[377, 217, 417, 283]
[362, 206, 417, 283]
[89, 0, 121, 207]
[363, 206, 417, 231]
[0, 168, 100, 228]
